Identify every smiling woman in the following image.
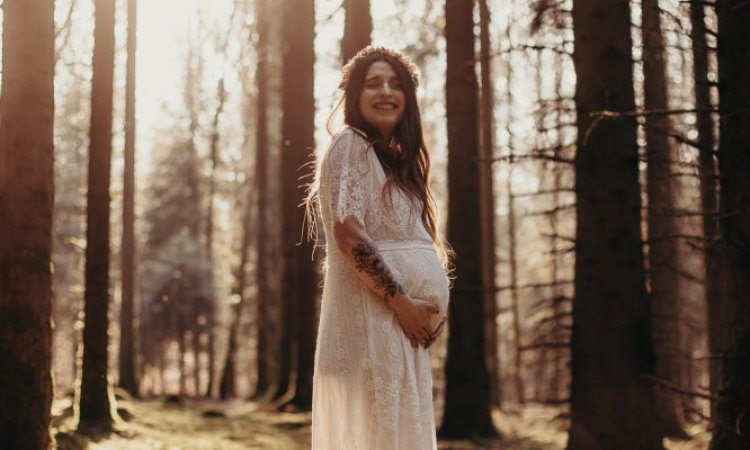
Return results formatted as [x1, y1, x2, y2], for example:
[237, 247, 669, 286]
[358, 61, 406, 139]
[307, 46, 450, 450]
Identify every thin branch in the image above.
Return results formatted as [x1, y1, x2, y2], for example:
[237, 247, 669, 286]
[496, 280, 574, 292]
[591, 107, 720, 119]
[642, 375, 720, 401]
[486, 43, 573, 59]
[492, 153, 575, 165]
[514, 188, 575, 198]
[541, 232, 576, 243]
[679, 0, 717, 6]
[522, 341, 569, 350]
[527, 203, 576, 217]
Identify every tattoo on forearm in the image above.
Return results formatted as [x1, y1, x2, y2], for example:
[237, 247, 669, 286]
[351, 241, 402, 303]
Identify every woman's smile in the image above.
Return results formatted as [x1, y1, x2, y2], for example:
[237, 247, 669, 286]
[359, 61, 406, 139]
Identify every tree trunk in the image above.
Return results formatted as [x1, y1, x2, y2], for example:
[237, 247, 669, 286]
[342, 0, 371, 63]
[202, 80, 225, 400]
[219, 188, 253, 400]
[508, 183, 524, 404]
[0, 1, 55, 447]
[439, 0, 498, 438]
[503, 6, 525, 405]
[252, 0, 274, 400]
[477, 0, 500, 409]
[567, 0, 663, 448]
[79, 0, 117, 432]
[641, 0, 687, 437]
[283, 0, 318, 412]
[119, 0, 139, 398]
[550, 52, 567, 404]
[178, 317, 187, 396]
[205, 326, 216, 398]
[689, 0, 720, 419]
[710, 2, 750, 448]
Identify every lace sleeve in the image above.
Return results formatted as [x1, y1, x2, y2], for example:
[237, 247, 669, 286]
[322, 129, 371, 227]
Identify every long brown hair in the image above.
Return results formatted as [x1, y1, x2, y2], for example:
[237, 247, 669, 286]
[309, 46, 451, 268]
[339, 46, 439, 241]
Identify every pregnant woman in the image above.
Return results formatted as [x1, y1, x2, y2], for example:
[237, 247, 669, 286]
[308, 46, 451, 450]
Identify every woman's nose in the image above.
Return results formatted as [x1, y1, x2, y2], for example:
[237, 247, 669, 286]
[380, 81, 392, 95]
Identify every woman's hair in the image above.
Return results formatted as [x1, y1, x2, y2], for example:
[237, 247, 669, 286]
[309, 46, 452, 270]
[339, 47, 438, 238]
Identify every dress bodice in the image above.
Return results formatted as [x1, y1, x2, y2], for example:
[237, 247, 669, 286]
[318, 127, 432, 259]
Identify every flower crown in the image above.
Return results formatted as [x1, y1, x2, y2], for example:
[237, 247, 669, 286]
[339, 46, 420, 90]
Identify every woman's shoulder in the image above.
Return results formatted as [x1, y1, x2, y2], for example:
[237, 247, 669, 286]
[329, 126, 371, 151]
[322, 127, 373, 175]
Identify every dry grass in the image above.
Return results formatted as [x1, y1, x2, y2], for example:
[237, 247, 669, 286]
[51, 397, 710, 450]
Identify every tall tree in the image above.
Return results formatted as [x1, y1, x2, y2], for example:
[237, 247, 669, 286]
[689, 0, 720, 418]
[282, 0, 317, 411]
[252, 0, 275, 400]
[204, 77, 226, 398]
[641, 0, 686, 436]
[119, 0, 139, 397]
[567, 0, 663, 448]
[710, 1, 750, 448]
[219, 40, 257, 399]
[342, 0, 372, 63]
[78, 0, 118, 432]
[0, 0, 56, 447]
[439, 0, 498, 438]
[503, 5, 525, 404]
[477, 0, 500, 408]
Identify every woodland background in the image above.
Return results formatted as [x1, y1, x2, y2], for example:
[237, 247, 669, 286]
[0, 0, 748, 449]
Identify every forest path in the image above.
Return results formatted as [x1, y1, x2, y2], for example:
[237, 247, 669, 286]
[51, 396, 709, 450]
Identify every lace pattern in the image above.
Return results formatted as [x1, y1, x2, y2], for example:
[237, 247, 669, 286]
[312, 127, 445, 450]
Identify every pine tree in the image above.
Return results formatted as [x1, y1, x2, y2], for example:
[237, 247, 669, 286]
[710, 1, 750, 448]
[119, 0, 139, 397]
[0, 0, 56, 447]
[439, 0, 498, 438]
[567, 0, 664, 447]
[78, 0, 118, 432]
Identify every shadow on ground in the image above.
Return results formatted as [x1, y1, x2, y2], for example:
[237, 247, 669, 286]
[51, 395, 709, 450]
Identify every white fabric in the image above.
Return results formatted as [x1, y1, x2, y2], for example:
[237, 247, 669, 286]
[312, 127, 450, 450]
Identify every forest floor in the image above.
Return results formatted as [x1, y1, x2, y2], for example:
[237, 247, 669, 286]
[50, 393, 712, 450]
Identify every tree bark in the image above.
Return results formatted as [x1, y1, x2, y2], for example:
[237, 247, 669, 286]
[342, 0, 372, 63]
[284, 0, 318, 411]
[252, 0, 275, 400]
[477, 0, 501, 409]
[567, 0, 664, 448]
[202, 79, 225, 400]
[219, 183, 253, 400]
[119, 0, 139, 398]
[710, 1, 750, 448]
[439, 0, 498, 438]
[689, 0, 720, 419]
[79, 0, 118, 432]
[503, 4, 525, 405]
[641, 0, 687, 437]
[0, 0, 55, 447]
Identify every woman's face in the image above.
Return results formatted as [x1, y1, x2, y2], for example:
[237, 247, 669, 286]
[358, 61, 406, 140]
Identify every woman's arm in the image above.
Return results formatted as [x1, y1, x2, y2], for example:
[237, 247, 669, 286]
[333, 217, 438, 347]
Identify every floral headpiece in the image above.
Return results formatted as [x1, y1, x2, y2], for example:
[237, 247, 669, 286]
[338, 46, 420, 91]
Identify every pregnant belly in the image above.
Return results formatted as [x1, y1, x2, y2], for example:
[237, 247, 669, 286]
[376, 240, 450, 331]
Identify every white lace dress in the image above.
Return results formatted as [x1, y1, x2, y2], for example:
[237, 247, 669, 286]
[311, 127, 450, 450]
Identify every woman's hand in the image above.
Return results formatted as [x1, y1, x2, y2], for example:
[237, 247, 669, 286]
[425, 316, 446, 348]
[390, 294, 440, 348]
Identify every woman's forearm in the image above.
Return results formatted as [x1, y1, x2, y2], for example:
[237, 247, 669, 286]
[333, 217, 439, 347]
[333, 218, 408, 307]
